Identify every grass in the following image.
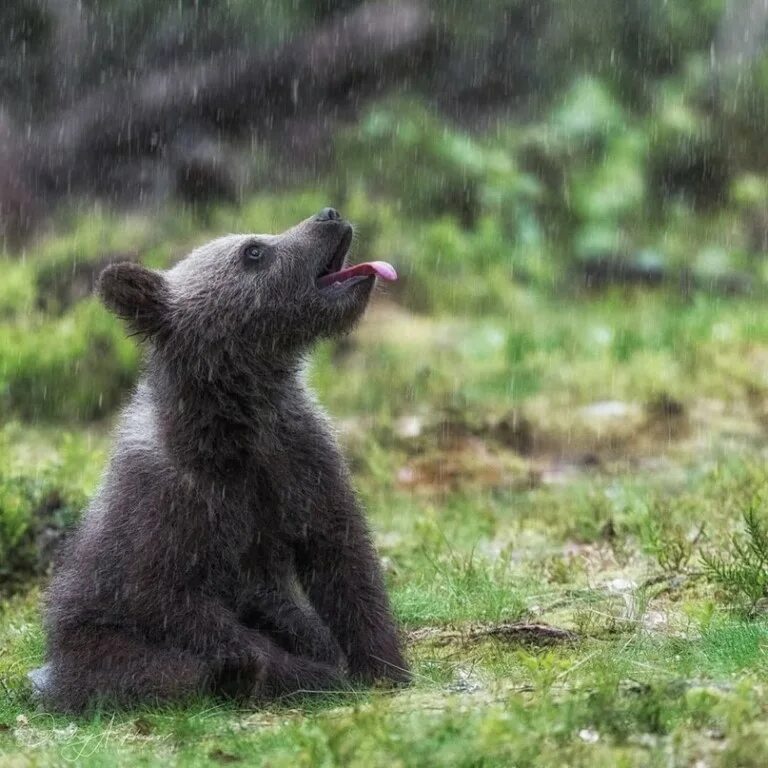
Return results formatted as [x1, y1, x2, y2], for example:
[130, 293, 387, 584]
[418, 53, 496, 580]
[10, 10, 768, 760]
[6, 319, 768, 765]
[9, 190, 768, 764]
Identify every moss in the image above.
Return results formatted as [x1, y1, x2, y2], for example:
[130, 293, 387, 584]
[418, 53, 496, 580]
[0, 299, 139, 421]
[336, 98, 541, 231]
[0, 425, 103, 592]
[0, 259, 36, 319]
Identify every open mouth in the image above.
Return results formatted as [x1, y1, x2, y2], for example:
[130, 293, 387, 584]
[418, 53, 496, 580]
[316, 228, 397, 291]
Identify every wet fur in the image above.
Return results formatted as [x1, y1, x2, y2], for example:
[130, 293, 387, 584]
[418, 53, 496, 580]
[41, 213, 408, 712]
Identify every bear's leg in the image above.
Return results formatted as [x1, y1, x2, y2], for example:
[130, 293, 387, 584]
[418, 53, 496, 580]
[46, 621, 344, 711]
[152, 594, 346, 699]
[44, 626, 211, 713]
[246, 647, 346, 702]
[241, 586, 344, 668]
[297, 512, 409, 685]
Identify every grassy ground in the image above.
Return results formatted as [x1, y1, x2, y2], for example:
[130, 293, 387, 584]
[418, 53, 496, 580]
[6, 20, 768, 763]
[5, 279, 768, 765]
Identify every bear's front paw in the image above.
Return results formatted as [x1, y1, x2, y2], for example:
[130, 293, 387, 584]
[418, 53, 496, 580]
[255, 654, 347, 700]
[288, 628, 345, 669]
[309, 636, 346, 670]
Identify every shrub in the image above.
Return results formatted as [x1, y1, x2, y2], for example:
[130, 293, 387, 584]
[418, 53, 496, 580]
[702, 505, 768, 617]
[0, 426, 97, 592]
[0, 299, 139, 421]
[336, 99, 541, 230]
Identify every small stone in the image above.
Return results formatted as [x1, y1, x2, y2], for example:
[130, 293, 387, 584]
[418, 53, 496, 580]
[394, 415, 423, 439]
[578, 728, 599, 743]
[605, 578, 637, 593]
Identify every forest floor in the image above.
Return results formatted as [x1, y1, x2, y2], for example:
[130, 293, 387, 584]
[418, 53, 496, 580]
[5, 287, 768, 767]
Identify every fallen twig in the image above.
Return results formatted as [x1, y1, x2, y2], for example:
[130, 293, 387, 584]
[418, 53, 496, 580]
[407, 622, 577, 648]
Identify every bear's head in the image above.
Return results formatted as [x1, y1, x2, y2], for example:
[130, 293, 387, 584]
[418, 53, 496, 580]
[97, 209, 396, 373]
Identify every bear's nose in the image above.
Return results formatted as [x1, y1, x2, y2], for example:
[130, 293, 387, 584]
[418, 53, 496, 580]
[315, 207, 341, 222]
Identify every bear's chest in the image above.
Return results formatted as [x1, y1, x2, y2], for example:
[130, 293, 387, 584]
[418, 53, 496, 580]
[212, 452, 317, 558]
[243, 428, 334, 528]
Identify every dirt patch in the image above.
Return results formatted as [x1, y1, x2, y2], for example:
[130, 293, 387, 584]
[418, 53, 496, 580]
[408, 622, 576, 648]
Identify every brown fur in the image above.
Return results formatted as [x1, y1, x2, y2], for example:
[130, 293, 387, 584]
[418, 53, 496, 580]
[38, 210, 408, 712]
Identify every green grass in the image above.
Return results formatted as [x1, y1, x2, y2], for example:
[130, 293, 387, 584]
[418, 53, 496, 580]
[9, 180, 768, 763]
[10, 6, 768, 760]
[5, 401, 768, 765]
[5, 550, 768, 766]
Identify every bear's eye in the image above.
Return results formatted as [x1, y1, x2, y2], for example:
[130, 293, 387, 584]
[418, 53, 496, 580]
[243, 244, 264, 263]
[240, 243, 269, 267]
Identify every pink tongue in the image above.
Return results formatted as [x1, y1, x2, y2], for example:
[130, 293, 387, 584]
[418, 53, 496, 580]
[318, 261, 397, 288]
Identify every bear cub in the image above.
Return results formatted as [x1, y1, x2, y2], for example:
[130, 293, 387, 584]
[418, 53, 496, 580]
[35, 208, 407, 712]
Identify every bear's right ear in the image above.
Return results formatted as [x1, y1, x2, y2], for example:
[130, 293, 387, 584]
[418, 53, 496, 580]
[97, 262, 170, 337]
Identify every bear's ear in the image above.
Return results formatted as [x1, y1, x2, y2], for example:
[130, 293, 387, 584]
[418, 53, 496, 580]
[97, 262, 170, 337]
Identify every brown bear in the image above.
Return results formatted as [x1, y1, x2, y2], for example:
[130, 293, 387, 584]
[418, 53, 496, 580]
[33, 207, 407, 712]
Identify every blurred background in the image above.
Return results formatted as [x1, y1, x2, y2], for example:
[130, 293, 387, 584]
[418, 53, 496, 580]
[9, 3, 768, 761]
[4, 0, 768, 658]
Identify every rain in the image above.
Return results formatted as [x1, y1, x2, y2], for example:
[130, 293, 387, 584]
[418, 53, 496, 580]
[2, 1, 768, 764]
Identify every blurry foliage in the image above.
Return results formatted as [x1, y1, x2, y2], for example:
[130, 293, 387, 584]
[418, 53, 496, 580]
[641, 513, 700, 575]
[0, 473, 79, 591]
[0, 260, 35, 318]
[4, 0, 768, 303]
[0, 0, 333, 112]
[0, 299, 139, 421]
[337, 99, 542, 230]
[702, 504, 768, 617]
[5, 0, 768, 585]
[9, 5, 768, 754]
[0, 1, 53, 112]
[0, 425, 99, 591]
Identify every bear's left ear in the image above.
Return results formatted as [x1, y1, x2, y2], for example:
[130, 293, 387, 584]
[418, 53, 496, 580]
[97, 262, 170, 337]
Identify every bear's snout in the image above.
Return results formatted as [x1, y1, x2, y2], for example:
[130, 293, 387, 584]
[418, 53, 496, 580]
[314, 207, 341, 222]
